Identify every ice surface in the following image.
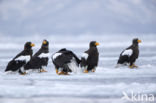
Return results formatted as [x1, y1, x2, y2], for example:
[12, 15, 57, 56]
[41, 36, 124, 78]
[0, 34, 156, 103]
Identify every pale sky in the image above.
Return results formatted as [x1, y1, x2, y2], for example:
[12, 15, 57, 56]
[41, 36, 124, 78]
[0, 0, 156, 36]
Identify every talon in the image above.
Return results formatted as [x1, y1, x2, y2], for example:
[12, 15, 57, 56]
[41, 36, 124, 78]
[129, 65, 134, 69]
[58, 71, 69, 75]
[58, 71, 63, 75]
[56, 69, 59, 74]
[40, 69, 47, 73]
[63, 72, 69, 75]
[21, 72, 27, 75]
[129, 64, 138, 69]
[84, 69, 88, 73]
[92, 69, 95, 72]
[133, 65, 138, 68]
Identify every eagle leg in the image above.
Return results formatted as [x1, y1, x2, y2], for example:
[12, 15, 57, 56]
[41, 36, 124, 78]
[58, 71, 69, 75]
[20, 72, 27, 75]
[129, 64, 138, 69]
[92, 69, 95, 72]
[55, 68, 59, 74]
[40, 69, 47, 72]
[84, 69, 88, 73]
[133, 64, 138, 68]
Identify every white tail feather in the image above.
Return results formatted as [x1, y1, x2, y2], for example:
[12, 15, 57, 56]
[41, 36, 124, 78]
[67, 58, 79, 74]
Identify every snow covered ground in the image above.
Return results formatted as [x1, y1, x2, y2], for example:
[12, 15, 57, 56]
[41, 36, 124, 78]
[0, 34, 156, 103]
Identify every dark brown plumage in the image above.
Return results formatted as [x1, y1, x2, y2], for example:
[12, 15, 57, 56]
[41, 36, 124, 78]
[116, 38, 141, 68]
[5, 42, 34, 74]
[52, 48, 80, 75]
[80, 41, 99, 73]
[24, 40, 49, 73]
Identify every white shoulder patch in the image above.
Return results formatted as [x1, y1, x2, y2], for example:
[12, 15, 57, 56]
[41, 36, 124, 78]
[82, 53, 88, 60]
[122, 49, 133, 56]
[52, 53, 62, 60]
[15, 55, 30, 62]
[38, 53, 50, 58]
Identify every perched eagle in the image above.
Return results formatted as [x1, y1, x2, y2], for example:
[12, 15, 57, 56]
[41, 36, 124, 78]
[25, 40, 49, 73]
[80, 41, 99, 73]
[52, 48, 80, 75]
[116, 38, 141, 68]
[5, 42, 34, 75]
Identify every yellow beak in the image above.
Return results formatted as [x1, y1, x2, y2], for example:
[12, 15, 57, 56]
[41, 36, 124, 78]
[43, 40, 47, 44]
[31, 43, 35, 47]
[137, 40, 141, 43]
[95, 42, 100, 46]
